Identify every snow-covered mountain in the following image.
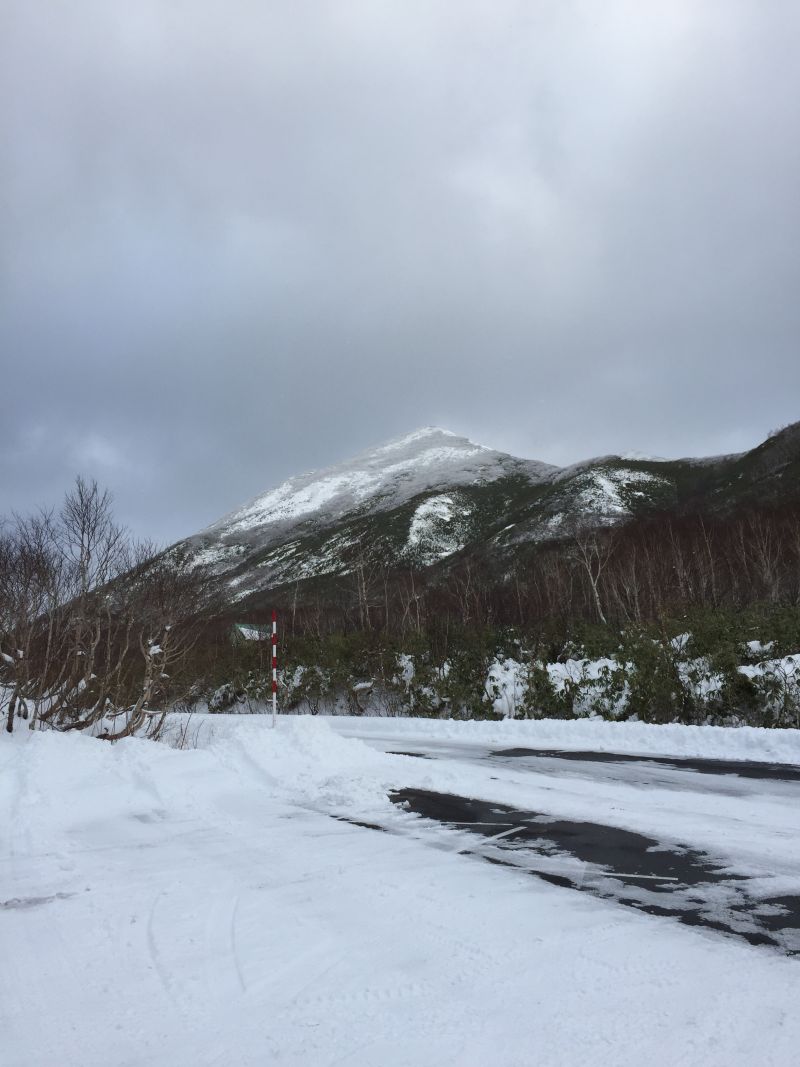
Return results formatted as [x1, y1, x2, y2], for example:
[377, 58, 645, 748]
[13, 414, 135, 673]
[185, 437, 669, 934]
[180, 428, 554, 600]
[175, 422, 800, 610]
[202, 428, 555, 543]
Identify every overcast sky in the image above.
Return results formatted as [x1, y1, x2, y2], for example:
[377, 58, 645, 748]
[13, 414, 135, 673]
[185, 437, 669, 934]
[2, 1, 799, 543]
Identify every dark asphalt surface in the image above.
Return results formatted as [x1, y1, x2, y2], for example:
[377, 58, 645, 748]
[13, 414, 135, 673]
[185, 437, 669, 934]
[490, 747, 800, 782]
[347, 730, 800, 951]
[389, 787, 800, 953]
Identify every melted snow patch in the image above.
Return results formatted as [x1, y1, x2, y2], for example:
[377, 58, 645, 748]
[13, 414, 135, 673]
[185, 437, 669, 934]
[231, 587, 255, 602]
[281, 532, 358, 580]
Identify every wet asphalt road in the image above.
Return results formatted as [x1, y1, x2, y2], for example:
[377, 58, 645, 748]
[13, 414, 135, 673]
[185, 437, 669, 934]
[388, 744, 800, 784]
[491, 746, 800, 782]
[389, 786, 800, 953]
[355, 742, 800, 954]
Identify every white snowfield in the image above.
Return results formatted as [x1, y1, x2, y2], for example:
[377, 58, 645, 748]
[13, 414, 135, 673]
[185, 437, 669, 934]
[2, 715, 800, 1067]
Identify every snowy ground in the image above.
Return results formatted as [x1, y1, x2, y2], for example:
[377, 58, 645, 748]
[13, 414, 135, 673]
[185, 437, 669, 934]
[2, 714, 800, 1066]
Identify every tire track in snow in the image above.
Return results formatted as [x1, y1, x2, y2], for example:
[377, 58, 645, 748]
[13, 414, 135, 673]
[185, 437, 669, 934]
[203, 891, 247, 997]
[145, 891, 180, 1009]
[229, 891, 246, 993]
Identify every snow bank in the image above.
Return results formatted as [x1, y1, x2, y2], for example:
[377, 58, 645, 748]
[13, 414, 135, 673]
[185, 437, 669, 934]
[202, 715, 392, 814]
[0, 717, 393, 859]
[324, 713, 800, 764]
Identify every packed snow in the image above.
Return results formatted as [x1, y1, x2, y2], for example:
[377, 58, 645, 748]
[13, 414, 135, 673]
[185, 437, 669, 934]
[2, 714, 799, 1065]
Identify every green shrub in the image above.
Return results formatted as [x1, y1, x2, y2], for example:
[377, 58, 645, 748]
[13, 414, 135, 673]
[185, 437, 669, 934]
[620, 628, 694, 724]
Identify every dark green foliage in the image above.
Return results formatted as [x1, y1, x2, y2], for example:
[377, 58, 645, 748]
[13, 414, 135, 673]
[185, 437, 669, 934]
[618, 628, 694, 724]
[192, 601, 800, 727]
[704, 647, 760, 724]
[521, 661, 572, 719]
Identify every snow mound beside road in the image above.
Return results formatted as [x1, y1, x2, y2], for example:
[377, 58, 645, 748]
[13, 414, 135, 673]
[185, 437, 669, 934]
[326, 713, 800, 765]
[1, 716, 392, 845]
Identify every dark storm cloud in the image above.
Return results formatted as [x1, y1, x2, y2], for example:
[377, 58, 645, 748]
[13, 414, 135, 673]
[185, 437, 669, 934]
[2, 1, 799, 541]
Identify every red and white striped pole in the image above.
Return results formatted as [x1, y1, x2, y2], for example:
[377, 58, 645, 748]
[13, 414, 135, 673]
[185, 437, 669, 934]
[271, 610, 278, 728]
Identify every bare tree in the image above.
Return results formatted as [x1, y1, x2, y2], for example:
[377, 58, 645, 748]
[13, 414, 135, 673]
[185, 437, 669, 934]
[565, 522, 616, 625]
[1, 479, 208, 738]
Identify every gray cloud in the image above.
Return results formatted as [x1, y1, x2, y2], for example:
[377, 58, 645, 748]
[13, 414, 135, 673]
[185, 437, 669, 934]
[2, 1, 799, 541]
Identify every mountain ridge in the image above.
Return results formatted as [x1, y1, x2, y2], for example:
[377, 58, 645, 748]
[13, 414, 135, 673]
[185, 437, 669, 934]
[175, 421, 800, 611]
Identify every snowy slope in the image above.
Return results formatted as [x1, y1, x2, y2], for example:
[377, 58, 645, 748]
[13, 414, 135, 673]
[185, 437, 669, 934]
[3, 717, 800, 1066]
[173, 421, 800, 608]
[180, 427, 557, 599]
[203, 428, 552, 542]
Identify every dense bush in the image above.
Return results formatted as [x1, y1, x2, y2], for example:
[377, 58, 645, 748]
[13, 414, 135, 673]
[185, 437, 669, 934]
[193, 608, 800, 727]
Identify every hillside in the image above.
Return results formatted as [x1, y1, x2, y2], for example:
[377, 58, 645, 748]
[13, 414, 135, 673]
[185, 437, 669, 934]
[175, 423, 800, 612]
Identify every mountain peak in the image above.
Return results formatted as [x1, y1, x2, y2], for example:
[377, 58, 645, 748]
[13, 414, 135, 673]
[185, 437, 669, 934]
[361, 426, 487, 462]
[201, 427, 535, 542]
[369, 426, 470, 454]
[389, 425, 457, 440]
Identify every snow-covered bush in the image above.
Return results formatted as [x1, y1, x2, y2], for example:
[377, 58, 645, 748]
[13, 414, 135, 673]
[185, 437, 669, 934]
[611, 629, 693, 723]
[199, 614, 800, 727]
[521, 661, 571, 719]
[743, 655, 800, 727]
[485, 658, 527, 718]
[208, 682, 240, 712]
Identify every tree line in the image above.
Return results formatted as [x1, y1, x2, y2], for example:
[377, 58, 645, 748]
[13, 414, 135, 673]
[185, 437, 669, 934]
[196, 502, 800, 727]
[0, 478, 207, 736]
[271, 505, 800, 639]
[4, 480, 799, 732]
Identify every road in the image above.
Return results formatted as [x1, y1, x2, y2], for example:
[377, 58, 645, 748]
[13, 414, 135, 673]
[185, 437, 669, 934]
[333, 722, 800, 953]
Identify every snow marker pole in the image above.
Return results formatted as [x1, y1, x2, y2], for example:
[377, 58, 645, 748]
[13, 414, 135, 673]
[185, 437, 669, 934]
[271, 610, 277, 728]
